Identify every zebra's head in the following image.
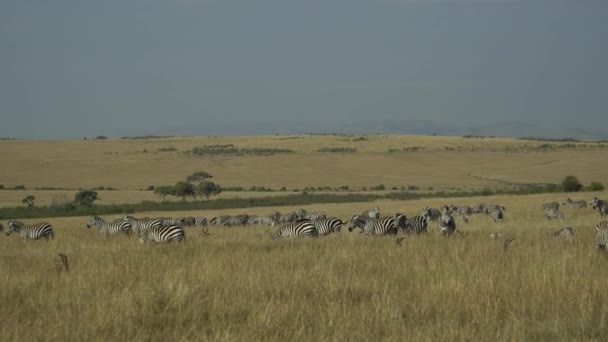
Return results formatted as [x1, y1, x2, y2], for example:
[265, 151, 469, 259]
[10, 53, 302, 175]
[394, 213, 407, 230]
[6, 221, 22, 236]
[87, 216, 102, 228]
[348, 215, 366, 232]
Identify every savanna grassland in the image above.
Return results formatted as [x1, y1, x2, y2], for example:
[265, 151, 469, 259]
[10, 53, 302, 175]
[1, 135, 608, 341]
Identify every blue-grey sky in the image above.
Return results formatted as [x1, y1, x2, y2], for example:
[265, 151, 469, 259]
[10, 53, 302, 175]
[1, 0, 607, 138]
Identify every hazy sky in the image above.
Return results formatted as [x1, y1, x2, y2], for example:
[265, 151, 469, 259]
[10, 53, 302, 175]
[1, 0, 606, 138]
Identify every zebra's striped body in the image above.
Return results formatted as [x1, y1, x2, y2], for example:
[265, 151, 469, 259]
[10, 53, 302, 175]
[210, 216, 231, 226]
[162, 217, 186, 226]
[472, 203, 486, 214]
[123, 216, 163, 236]
[139, 225, 185, 244]
[296, 209, 327, 221]
[561, 197, 587, 209]
[272, 221, 317, 240]
[360, 216, 399, 236]
[544, 208, 564, 220]
[483, 204, 506, 214]
[194, 217, 208, 226]
[596, 221, 608, 231]
[591, 198, 607, 219]
[223, 214, 249, 227]
[595, 223, 608, 250]
[438, 206, 456, 237]
[311, 217, 344, 236]
[248, 215, 275, 226]
[422, 207, 441, 221]
[552, 227, 574, 241]
[6, 221, 54, 241]
[542, 202, 560, 211]
[87, 216, 131, 236]
[403, 215, 428, 234]
[449, 205, 472, 216]
[487, 208, 504, 223]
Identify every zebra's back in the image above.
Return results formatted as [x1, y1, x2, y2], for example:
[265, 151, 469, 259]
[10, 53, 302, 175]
[140, 225, 185, 244]
[553, 227, 574, 241]
[272, 221, 317, 240]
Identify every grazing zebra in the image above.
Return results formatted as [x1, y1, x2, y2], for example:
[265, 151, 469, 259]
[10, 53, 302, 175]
[139, 225, 185, 244]
[449, 204, 472, 216]
[210, 216, 231, 226]
[184, 217, 196, 226]
[194, 217, 208, 226]
[403, 214, 429, 235]
[561, 197, 587, 209]
[542, 202, 560, 210]
[472, 203, 486, 214]
[248, 216, 275, 226]
[438, 206, 456, 237]
[595, 223, 608, 250]
[359, 216, 400, 236]
[591, 198, 607, 219]
[123, 216, 163, 236]
[223, 214, 249, 227]
[87, 216, 132, 236]
[296, 209, 327, 221]
[544, 208, 564, 220]
[487, 208, 504, 223]
[422, 206, 441, 221]
[483, 204, 506, 213]
[162, 217, 186, 226]
[552, 227, 574, 241]
[311, 217, 345, 236]
[271, 211, 299, 224]
[272, 221, 317, 240]
[6, 221, 54, 241]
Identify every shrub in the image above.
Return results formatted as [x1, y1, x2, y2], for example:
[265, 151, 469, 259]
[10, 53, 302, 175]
[146, 185, 155, 191]
[197, 181, 222, 200]
[173, 181, 196, 201]
[21, 195, 36, 208]
[561, 175, 583, 192]
[13, 185, 26, 190]
[74, 189, 99, 207]
[586, 181, 605, 192]
[316, 147, 357, 153]
[187, 171, 213, 183]
[157, 146, 177, 152]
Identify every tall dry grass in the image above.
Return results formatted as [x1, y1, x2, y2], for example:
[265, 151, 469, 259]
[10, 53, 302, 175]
[1, 193, 607, 340]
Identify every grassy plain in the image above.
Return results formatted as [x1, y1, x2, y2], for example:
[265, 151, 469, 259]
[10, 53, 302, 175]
[1, 193, 608, 341]
[1, 135, 607, 340]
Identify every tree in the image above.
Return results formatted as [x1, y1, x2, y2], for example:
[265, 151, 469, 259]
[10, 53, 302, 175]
[173, 181, 196, 201]
[21, 195, 36, 207]
[562, 175, 583, 192]
[197, 181, 222, 200]
[154, 186, 174, 201]
[186, 171, 213, 183]
[73, 189, 99, 207]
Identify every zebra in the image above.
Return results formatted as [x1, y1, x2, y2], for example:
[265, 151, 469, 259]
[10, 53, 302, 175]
[210, 215, 231, 226]
[359, 216, 401, 236]
[483, 204, 506, 213]
[360, 206, 381, 219]
[595, 223, 608, 250]
[552, 227, 574, 241]
[272, 221, 317, 240]
[271, 211, 299, 224]
[162, 217, 186, 226]
[542, 201, 560, 211]
[248, 216, 275, 226]
[296, 209, 327, 221]
[6, 221, 54, 241]
[422, 206, 441, 221]
[139, 225, 185, 244]
[310, 217, 345, 236]
[471, 203, 486, 214]
[122, 216, 163, 236]
[87, 216, 132, 236]
[591, 198, 607, 219]
[544, 207, 564, 220]
[223, 214, 249, 227]
[561, 197, 587, 209]
[449, 204, 472, 216]
[486, 208, 504, 223]
[194, 217, 208, 226]
[403, 211, 429, 235]
[438, 206, 456, 237]
[183, 217, 196, 226]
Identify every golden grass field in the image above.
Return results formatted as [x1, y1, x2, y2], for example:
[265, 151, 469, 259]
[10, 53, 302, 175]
[1, 135, 608, 340]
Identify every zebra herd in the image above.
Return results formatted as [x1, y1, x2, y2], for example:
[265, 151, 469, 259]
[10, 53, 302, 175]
[2, 196, 608, 250]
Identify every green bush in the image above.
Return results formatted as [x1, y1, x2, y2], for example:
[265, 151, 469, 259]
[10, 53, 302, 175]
[74, 189, 99, 207]
[561, 175, 583, 192]
[586, 181, 605, 192]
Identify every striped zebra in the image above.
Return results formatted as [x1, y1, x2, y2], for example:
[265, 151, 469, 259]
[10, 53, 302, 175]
[271, 211, 299, 225]
[311, 217, 345, 236]
[139, 225, 185, 244]
[591, 198, 607, 219]
[483, 204, 506, 213]
[248, 216, 275, 226]
[223, 214, 249, 227]
[472, 203, 486, 214]
[552, 227, 574, 241]
[272, 221, 317, 240]
[403, 214, 429, 235]
[595, 222, 608, 250]
[360, 216, 400, 236]
[486, 207, 504, 223]
[6, 221, 54, 241]
[210, 216, 231, 226]
[296, 209, 327, 221]
[422, 206, 441, 221]
[123, 216, 163, 236]
[162, 217, 186, 226]
[194, 217, 208, 226]
[360, 206, 381, 220]
[449, 204, 472, 216]
[542, 202, 560, 211]
[561, 197, 587, 209]
[87, 216, 132, 236]
[544, 207, 564, 220]
[438, 206, 456, 237]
